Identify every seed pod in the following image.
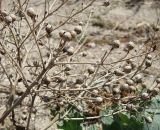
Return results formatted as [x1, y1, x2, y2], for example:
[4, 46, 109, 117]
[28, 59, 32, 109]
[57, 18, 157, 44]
[146, 54, 152, 60]
[156, 78, 160, 84]
[45, 24, 53, 34]
[123, 65, 132, 73]
[103, 1, 110, 6]
[42, 76, 51, 85]
[77, 105, 83, 111]
[126, 41, 135, 51]
[126, 104, 135, 111]
[75, 76, 85, 84]
[32, 107, 37, 114]
[70, 30, 77, 38]
[121, 84, 130, 91]
[22, 107, 28, 114]
[111, 40, 120, 48]
[27, 7, 36, 18]
[126, 79, 134, 85]
[152, 87, 160, 95]
[10, 14, 17, 22]
[114, 69, 124, 76]
[134, 74, 142, 83]
[5, 15, 12, 24]
[145, 116, 152, 123]
[62, 32, 72, 41]
[95, 97, 103, 102]
[74, 25, 82, 34]
[141, 92, 149, 100]
[93, 89, 99, 94]
[64, 64, 71, 71]
[55, 76, 66, 83]
[145, 59, 152, 67]
[59, 101, 64, 106]
[112, 87, 121, 94]
[21, 114, 27, 120]
[87, 65, 95, 74]
[1, 10, 8, 17]
[66, 46, 74, 55]
[81, 51, 88, 57]
[129, 86, 136, 91]
[59, 30, 65, 37]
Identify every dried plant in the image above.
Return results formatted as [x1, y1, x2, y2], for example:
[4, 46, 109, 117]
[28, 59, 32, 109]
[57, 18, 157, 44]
[0, 0, 160, 130]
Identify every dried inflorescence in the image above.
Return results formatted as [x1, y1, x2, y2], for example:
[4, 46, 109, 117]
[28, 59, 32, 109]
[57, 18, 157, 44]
[0, 0, 160, 129]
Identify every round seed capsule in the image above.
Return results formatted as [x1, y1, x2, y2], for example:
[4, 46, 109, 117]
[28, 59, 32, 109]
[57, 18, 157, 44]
[74, 25, 82, 34]
[114, 69, 125, 76]
[126, 104, 135, 111]
[112, 87, 121, 94]
[134, 74, 142, 83]
[156, 78, 160, 84]
[129, 86, 136, 91]
[66, 46, 74, 55]
[1, 10, 8, 16]
[59, 30, 65, 37]
[27, 7, 36, 18]
[87, 65, 95, 74]
[121, 84, 130, 91]
[45, 24, 53, 34]
[152, 87, 160, 95]
[75, 76, 85, 84]
[70, 30, 77, 38]
[5, 15, 12, 24]
[145, 59, 152, 67]
[126, 41, 135, 50]
[123, 65, 132, 73]
[141, 92, 149, 100]
[93, 89, 99, 94]
[146, 54, 152, 60]
[10, 14, 17, 22]
[21, 114, 27, 120]
[62, 32, 72, 41]
[95, 97, 103, 102]
[126, 79, 134, 85]
[111, 40, 120, 48]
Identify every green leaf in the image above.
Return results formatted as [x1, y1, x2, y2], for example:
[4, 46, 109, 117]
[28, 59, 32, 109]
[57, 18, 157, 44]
[143, 95, 160, 130]
[57, 120, 82, 130]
